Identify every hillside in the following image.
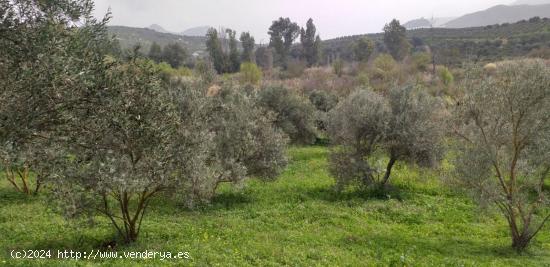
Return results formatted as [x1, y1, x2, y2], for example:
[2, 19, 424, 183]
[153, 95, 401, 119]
[444, 4, 550, 28]
[513, 0, 550, 5]
[108, 26, 207, 56]
[404, 18, 432, 29]
[323, 18, 550, 64]
[182, 26, 211, 37]
[147, 24, 170, 33]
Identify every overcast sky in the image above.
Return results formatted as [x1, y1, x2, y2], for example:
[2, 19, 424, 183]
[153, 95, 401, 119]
[93, 0, 515, 41]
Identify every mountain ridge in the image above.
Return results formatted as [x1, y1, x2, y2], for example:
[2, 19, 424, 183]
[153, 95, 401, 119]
[444, 4, 550, 28]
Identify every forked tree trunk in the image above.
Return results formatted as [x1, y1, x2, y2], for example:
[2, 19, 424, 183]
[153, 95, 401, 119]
[511, 233, 531, 252]
[4, 166, 41, 196]
[101, 188, 159, 244]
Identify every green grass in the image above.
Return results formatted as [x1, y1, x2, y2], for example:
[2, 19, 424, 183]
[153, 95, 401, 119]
[1, 146, 549, 266]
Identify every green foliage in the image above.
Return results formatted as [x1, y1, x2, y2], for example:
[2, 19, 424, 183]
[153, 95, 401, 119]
[373, 54, 397, 73]
[50, 59, 206, 244]
[453, 59, 550, 251]
[309, 90, 339, 131]
[161, 43, 187, 68]
[383, 19, 411, 61]
[438, 66, 454, 86]
[300, 18, 322, 67]
[206, 28, 240, 74]
[353, 37, 375, 62]
[268, 17, 300, 69]
[0, 0, 112, 196]
[206, 28, 227, 74]
[148, 42, 163, 63]
[240, 32, 256, 62]
[226, 29, 241, 73]
[332, 59, 344, 77]
[370, 54, 398, 87]
[194, 60, 216, 84]
[240, 62, 263, 85]
[412, 52, 431, 72]
[257, 87, 317, 145]
[255, 47, 274, 71]
[328, 86, 445, 190]
[156, 62, 193, 80]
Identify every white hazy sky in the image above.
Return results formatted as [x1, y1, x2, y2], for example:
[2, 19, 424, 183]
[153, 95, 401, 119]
[93, 0, 515, 41]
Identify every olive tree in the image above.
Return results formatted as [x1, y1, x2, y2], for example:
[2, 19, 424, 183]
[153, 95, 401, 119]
[382, 85, 445, 185]
[309, 90, 339, 131]
[256, 87, 318, 145]
[328, 89, 389, 190]
[453, 59, 550, 251]
[0, 0, 112, 195]
[51, 59, 207, 243]
[174, 86, 289, 207]
[328, 86, 444, 190]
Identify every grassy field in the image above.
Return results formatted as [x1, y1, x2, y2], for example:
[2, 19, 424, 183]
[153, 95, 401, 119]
[1, 146, 549, 266]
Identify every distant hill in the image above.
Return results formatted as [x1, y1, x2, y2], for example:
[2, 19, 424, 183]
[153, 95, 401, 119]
[323, 18, 550, 64]
[147, 24, 169, 33]
[512, 0, 550, 5]
[404, 18, 432, 29]
[404, 17, 456, 29]
[108, 26, 207, 56]
[182, 26, 211, 37]
[444, 4, 550, 28]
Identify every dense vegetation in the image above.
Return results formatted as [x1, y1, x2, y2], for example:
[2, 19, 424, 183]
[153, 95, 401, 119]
[1, 0, 549, 265]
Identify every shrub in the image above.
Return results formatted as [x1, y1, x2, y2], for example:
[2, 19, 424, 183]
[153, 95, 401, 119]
[438, 66, 454, 86]
[156, 62, 193, 81]
[483, 63, 497, 75]
[328, 85, 444, 190]
[240, 62, 263, 85]
[370, 54, 398, 84]
[453, 59, 550, 251]
[309, 90, 339, 131]
[282, 60, 306, 79]
[194, 60, 216, 85]
[333, 58, 344, 77]
[412, 52, 431, 72]
[256, 86, 317, 144]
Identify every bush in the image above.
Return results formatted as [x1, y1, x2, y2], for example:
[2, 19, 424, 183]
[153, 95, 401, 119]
[453, 59, 550, 251]
[240, 62, 263, 85]
[256, 86, 318, 144]
[333, 59, 344, 77]
[438, 66, 454, 86]
[309, 90, 339, 131]
[194, 60, 217, 85]
[412, 52, 431, 72]
[282, 60, 306, 79]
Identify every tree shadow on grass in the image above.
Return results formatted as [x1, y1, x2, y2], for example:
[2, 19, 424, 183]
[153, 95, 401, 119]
[0, 186, 36, 205]
[202, 191, 254, 212]
[302, 184, 406, 205]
